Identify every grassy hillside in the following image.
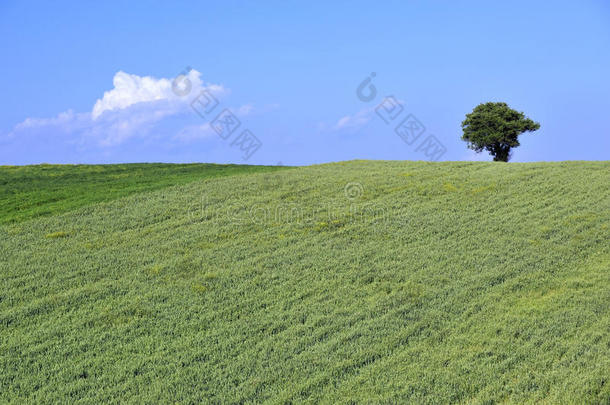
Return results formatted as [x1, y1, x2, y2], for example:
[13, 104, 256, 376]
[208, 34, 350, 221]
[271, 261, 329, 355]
[1, 161, 608, 403]
[0, 163, 288, 225]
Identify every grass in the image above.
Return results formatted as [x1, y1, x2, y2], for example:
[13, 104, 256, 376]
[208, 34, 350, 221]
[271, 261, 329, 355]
[0, 160, 609, 403]
[0, 163, 288, 225]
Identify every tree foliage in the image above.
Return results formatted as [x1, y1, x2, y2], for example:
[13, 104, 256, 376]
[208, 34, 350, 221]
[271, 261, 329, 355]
[461, 102, 540, 162]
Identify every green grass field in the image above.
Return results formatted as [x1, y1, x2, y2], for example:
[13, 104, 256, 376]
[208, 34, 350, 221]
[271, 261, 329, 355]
[1, 161, 609, 403]
[0, 163, 288, 225]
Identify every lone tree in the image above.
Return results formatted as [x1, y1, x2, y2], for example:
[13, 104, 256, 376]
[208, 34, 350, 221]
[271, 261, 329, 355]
[461, 102, 540, 162]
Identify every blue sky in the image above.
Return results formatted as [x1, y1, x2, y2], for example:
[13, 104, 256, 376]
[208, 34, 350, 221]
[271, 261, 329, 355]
[1, 0, 608, 165]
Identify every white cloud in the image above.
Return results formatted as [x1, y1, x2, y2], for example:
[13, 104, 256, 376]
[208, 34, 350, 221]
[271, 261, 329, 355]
[234, 103, 280, 117]
[237, 103, 254, 116]
[93, 71, 170, 119]
[14, 109, 77, 130]
[6, 70, 227, 147]
[84, 102, 180, 146]
[332, 107, 374, 131]
[10, 109, 92, 143]
[91, 69, 224, 119]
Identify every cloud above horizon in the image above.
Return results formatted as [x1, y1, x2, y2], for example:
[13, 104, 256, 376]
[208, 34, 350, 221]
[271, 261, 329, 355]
[91, 70, 225, 120]
[4, 70, 227, 148]
[332, 107, 374, 131]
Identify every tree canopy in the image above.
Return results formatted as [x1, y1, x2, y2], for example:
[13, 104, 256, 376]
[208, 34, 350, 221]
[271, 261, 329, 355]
[462, 102, 540, 162]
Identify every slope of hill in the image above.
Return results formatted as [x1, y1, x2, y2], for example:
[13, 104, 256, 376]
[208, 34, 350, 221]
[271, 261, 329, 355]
[0, 163, 288, 225]
[1, 161, 608, 403]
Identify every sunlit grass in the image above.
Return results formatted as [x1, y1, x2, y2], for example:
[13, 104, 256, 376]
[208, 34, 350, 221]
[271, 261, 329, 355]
[0, 160, 608, 403]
